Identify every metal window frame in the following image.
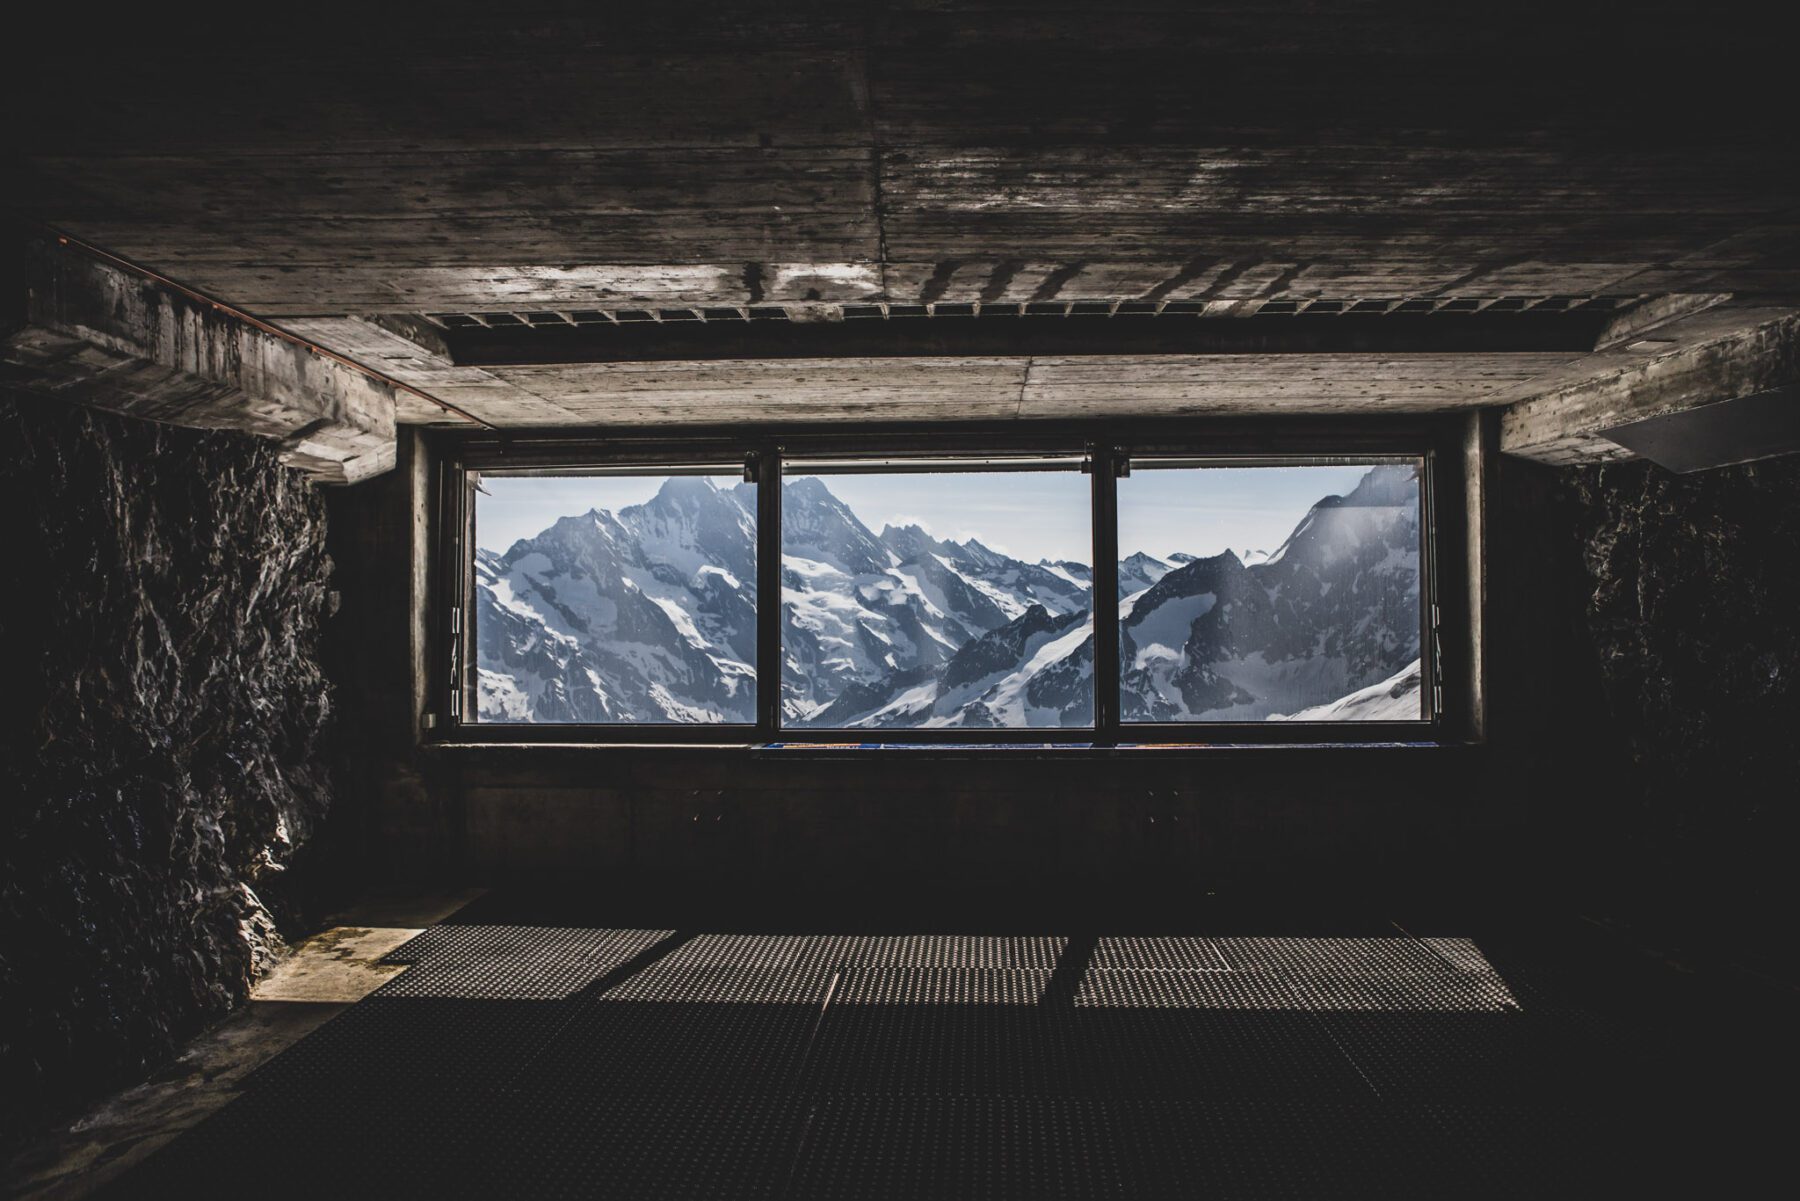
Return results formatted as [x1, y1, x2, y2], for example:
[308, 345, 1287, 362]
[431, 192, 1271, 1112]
[430, 416, 1466, 748]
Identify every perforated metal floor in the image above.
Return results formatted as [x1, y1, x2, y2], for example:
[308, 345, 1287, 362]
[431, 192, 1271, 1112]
[107, 907, 1776, 1198]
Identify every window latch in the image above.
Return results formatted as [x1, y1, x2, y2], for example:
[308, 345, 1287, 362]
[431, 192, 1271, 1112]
[447, 605, 463, 722]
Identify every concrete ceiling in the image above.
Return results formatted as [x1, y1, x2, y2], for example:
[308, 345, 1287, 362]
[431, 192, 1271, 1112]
[6, 1, 1797, 442]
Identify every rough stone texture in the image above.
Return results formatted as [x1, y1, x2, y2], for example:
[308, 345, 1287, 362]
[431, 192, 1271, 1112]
[0, 393, 335, 1139]
[1559, 456, 1800, 964]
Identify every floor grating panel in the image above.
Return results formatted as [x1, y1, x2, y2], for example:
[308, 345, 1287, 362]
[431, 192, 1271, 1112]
[520, 996, 823, 1094]
[101, 911, 1773, 1198]
[805, 934, 1066, 970]
[831, 967, 1055, 1006]
[1092, 935, 1232, 972]
[376, 924, 677, 999]
[246, 996, 576, 1092]
[1214, 936, 1451, 975]
[789, 1096, 1125, 1201]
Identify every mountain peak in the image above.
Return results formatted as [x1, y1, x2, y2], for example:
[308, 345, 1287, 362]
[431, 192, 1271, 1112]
[1116, 549, 1176, 597]
[562, 506, 621, 532]
[651, 474, 721, 501]
[1151, 546, 1246, 588]
[1342, 462, 1419, 507]
[879, 522, 942, 563]
[785, 475, 837, 503]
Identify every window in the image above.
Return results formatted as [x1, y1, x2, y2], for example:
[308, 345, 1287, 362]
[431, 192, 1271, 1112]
[469, 467, 756, 725]
[780, 461, 1093, 730]
[1116, 459, 1425, 724]
[440, 426, 1453, 745]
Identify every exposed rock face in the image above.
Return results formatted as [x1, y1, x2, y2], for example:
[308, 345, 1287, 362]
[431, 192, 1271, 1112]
[1560, 456, 1800, 957]
[943, 605, 1078, 692]
[1116, 551, 1173, 598]
[0, 394, 335, 1137]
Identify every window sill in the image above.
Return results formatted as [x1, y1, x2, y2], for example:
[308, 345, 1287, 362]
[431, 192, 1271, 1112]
[423, 738, 1476, 760]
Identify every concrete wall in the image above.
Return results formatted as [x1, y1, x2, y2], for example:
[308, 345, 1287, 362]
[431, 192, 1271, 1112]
[329, 429, 1579, 909]
[328, 435, 1795, 946]
[429, 745, 1512, 907]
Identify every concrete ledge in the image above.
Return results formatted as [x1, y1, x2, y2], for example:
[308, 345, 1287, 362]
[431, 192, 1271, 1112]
[2, 237, 400, 483]
[1500, 307, 1800, 466]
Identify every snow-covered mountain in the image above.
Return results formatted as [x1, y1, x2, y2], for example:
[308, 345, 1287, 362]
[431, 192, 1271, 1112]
[473, 465, 1423, 727]
[770, 475, 1095, 727]
[1271, 659, 1422, 721]
[1117, 551, 1174, 598]
[1119, 464, 1422, 721]
[474, 476, 759, 723]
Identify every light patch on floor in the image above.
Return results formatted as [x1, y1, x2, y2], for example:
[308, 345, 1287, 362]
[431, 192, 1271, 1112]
[251, 926, 418, 1002]
[253, 890, 488, 1003]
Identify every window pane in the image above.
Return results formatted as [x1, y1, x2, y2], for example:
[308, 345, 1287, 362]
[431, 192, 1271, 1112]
[781, 470, 1093, 729]
[1117, 461, 1424, 722]
[472, 473, 756, 723]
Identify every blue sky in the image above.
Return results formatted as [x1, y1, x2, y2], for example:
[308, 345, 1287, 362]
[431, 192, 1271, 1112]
[476, 474, 736, 555]
[1118, 465, 1374, 563]
[477, 465, 1381, 564]
[808, 471, 1089, 563]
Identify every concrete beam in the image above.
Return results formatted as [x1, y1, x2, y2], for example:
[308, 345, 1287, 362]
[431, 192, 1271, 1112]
[1498, 308, 1800, 466]
[1, 237, 402, 483]
[276, 315, 571, 425]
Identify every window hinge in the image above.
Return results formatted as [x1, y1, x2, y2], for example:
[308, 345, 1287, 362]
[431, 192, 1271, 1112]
[743, 455, 758, 484]
[1116, 455, 1132, 478]
[450, 605, 462, 636]
[449, 691, 462, 719]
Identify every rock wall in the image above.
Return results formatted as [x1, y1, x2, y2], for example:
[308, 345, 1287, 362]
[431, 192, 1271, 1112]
[1558, 456, 1800, 964]
[0, 394, 336, 1137]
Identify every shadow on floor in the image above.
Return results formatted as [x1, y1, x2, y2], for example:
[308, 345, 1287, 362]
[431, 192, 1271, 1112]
[100, 896, 1787, 1199]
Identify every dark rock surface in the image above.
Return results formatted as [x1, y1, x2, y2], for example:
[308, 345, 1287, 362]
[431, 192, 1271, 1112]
[1558, 456, 1800, 964]
[0, 394, 336, 1139]
[942, 604, 1074, 692]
